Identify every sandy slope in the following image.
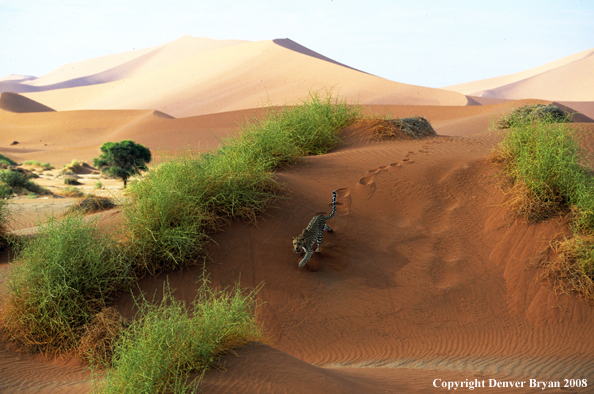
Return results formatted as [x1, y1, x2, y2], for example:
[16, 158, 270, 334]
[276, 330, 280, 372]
[4, 36, 468, 117]
[2, 103, 591, 393]
[445, 47, 594, 102]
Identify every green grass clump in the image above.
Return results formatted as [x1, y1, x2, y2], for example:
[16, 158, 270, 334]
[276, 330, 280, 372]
[124, 151, 280, 275]
[96, 279, 263, 393]
[0, 214, 134, 355]
[494, 120, 594, 225]
[0, 192, 9, 249]
[495, 104, 571, 129]
[229, 91, 360, 169]
[68, 196, 116, 214]
[22, 160, 54, 170]
[0, 154, 17, 167]
[0, 169, 49, 195]
[124, 91, 358, 276]
[64, 176, 81, 185]
[58, 186, 85, 197]
[492, 112, 594, 300]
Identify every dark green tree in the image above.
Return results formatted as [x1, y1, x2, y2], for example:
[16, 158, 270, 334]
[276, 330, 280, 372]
[93, 140, 151, 188]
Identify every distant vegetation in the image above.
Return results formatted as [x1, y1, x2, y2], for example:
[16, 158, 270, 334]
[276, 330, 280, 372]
[93, 141, 152, 188]
[494, 104, 571, 129]
[0, 91, 360, 392]
[0, 154, 17, 167]
[23, 160, 54, 170]
[63, 159, 82, 173]
[0, 169, 49, 196]
[366, 115, 436, 139]
[0, 192, 9, 249]
[67, 196, 116, 214]
[492, 106, 594, 301]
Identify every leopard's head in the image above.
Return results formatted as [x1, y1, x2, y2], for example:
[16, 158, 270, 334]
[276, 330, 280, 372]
[292, 237, 302, 253]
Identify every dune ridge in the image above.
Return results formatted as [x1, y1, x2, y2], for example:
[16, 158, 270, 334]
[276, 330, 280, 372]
[445, 47, 594, 102]
[1, 36, 468, 117]
[0, 92, 55, 113]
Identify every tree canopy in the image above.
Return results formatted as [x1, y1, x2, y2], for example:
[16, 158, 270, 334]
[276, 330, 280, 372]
[93, 140, 151, 188]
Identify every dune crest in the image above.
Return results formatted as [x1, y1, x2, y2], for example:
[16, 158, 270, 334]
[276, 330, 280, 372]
[3, 36, 467, 117]
[445, 47, 594, 102]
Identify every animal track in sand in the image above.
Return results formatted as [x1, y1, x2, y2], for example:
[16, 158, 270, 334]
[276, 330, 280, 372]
[356, 145, 433, 199]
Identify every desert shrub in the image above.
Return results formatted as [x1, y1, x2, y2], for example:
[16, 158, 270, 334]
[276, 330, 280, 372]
[64, 176, 81, 185]
[58, 186, 85, 198]
[124, 151, 280, 276]
[369, 116, 436, 139]
[96, 279, 263, 394]
[68, 196, 116, 214]
[124, 91, 357, 276]
[0, 184, 11, 199]
[0, 214, 134, 355]
[495, 104, 571, 129]
[64, 159, 82, 173]
[230, 90, 361, 169]
[0, 169, 49, 195]
[79, 307, 129, 366]
[492, 116, 594, 300]
[0, 192, 9, 249]
[494, 120, 594, 225]
[22, 160, 54, 170]
[0, 154, 17, 166]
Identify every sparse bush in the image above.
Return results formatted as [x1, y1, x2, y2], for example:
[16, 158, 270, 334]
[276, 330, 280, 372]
[0, 191, 9, 249]
[492, 115, 594, 300]
[0, 214, 134, 355]
[495, 104, 571, 129]
[97, 279, 263, 393]
[95, 181, 103, 189]
[0, 154, 17, 166]
[64, 176, 81, 185]
[22, 160, 54, 170]
[64, 159, 82, 173]
[68, 196, 116, 214]
[0, 169, 49, 195]
[368, 116, 436, 139]
[79, 307, 129, 367]
[57, 186, 84, 198]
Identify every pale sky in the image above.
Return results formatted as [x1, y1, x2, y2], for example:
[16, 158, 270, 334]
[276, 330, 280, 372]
[0, 0, 593, 88]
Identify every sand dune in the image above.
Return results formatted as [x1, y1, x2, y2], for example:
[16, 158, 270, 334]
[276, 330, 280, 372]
[0, 92, 55, 113]
[1, 103, 593, 393]
[1, 37, 594, 393]
[445, 47, 594, 102]
[2, 36, 468, 117]
[0, 99, 557, 168]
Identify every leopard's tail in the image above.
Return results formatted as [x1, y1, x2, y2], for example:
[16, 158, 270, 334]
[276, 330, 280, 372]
[324, 190, 337, 220]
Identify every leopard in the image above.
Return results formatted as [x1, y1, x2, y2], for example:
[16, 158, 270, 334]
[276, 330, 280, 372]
[292, 190, 337, 268]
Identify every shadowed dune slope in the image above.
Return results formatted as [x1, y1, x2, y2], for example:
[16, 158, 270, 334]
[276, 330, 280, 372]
[0, 92, 55, 113]
[6, 37, 468, 117]
[445, 47, 594, 102]
[1, 105, 593, 393]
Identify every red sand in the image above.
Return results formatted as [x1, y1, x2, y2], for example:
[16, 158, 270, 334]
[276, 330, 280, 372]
[1, 39, 593, 393]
